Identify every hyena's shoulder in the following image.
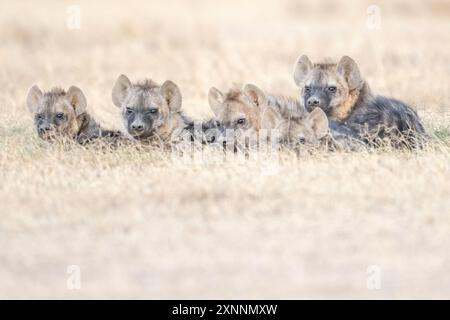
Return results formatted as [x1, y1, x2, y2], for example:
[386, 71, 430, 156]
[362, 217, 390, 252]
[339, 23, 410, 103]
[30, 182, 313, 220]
[327, 120, 366, 151]
[173, 111, 193, 132]
[266, 94, 306, 119]
[174, 111, 197, 135]
[163, 111, 196, 143]
[329, 120, 359, 138]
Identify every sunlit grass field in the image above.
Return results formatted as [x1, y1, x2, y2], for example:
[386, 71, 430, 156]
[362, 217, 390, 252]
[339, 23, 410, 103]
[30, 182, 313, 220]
[0, 0, 449, 298]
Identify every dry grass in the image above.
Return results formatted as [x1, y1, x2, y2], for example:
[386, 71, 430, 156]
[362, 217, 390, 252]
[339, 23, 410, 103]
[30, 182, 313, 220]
[0, 0, 449, 299]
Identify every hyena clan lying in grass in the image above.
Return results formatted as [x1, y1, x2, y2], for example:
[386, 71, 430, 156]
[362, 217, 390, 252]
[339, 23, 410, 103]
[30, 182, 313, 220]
[207, 83, 356, 150]
[293, 55, 427, 148]
[26, 85, 121, 144]
[112, 75, 196, 145]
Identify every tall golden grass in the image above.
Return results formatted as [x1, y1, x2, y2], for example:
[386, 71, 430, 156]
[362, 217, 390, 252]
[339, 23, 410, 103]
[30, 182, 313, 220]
[0, 0, 449, 298]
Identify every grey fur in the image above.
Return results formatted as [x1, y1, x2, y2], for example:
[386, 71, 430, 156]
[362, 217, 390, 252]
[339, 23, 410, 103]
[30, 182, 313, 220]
[75, 113, 123, 145]
[346, 95, 427, 148]
[293, 55, 427, 148]
[28, 86, 122, 144]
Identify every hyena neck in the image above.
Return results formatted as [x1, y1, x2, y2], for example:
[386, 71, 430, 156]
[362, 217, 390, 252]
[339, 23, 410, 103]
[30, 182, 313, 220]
[331, 82, 373, 121]
[76, 113, 93, 137]
[75, 113, 102, 142]
[157, 111, 192, 142]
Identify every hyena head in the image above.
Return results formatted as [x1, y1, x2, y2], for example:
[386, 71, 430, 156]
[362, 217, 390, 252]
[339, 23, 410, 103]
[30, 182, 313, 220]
[288, 107, 329, 145]
[112, 75, 182, 140]
[293, 55, 364, 120]
[26, 85, 87, 140]
[198, 117, 222, 144]
[208, 84, 268, 144]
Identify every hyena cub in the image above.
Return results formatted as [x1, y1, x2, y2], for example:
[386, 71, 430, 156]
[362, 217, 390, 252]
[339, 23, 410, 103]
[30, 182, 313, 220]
[208, 84, 286, 148]
[286, 108, 365, 151]
[284, 107, 328, 146]
[26, 85, 120, 144]
[112, 75, 192, 145]
[293, 55, 426, 148]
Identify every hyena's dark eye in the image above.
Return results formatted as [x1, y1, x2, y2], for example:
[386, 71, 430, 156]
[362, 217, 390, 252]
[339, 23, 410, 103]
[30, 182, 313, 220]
[237, 118, 246, 125]
[149, 108, 158, 114]
[37, 114, 44, 120]
[126, 108, 134, 115]
[215, 121, 221, 127]
[55, 113, 64, 119]
[328, 86, 337, 93]
[304, 86, 311, 93]
[299, 137, 306, 144]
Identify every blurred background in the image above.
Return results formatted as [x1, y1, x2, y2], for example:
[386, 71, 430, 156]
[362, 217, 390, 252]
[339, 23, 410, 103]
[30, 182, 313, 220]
[0, 0, 449, 128]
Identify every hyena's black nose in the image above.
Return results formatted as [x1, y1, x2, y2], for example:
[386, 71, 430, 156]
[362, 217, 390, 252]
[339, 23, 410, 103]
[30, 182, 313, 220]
[132, 124, 144, 131]
[307, 97, 320, 106]
[39, 126, 50, 134]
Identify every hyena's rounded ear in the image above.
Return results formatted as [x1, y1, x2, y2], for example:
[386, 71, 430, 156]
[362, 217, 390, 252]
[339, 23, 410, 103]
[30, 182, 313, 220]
[243, 84, 266, 107]
[307, 107, 329, 139]
[112, 74, 132, 108]
[293, 55, 313, 86]
[161, 80, 182, 112]
[208, 87, 224, 116]
[67, 86, 87, 116]
[337, 56, 363, 90]
[26, 85, 43, 114]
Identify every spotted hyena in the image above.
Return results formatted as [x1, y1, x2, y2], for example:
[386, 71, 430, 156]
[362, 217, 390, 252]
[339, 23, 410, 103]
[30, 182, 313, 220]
[293, 55, 426, 148]
[283, 107, 329, 146]
[26, 85, 121, 144]
[111, 75, 193, 145]
[208, 84, 288, 149]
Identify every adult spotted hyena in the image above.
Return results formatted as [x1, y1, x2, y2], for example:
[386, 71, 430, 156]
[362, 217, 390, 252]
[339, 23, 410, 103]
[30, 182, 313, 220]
[26, 85, 121, 144]
[293, 55, 426, 148]
[112, 75, 193, 145]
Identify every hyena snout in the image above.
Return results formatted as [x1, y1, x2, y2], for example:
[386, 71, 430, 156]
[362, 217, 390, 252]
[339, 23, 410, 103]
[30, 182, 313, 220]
[307, 96, 321, 107]
[304, 90, 330, 112]
[38, 120, 52, 135]
[38, 124, 51, 134]
[129, 117, 148, 136]
[131, 122, 144, 132]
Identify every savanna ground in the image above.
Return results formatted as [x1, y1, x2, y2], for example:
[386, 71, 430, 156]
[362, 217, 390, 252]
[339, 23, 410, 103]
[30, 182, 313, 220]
[0, 0, 449, 299]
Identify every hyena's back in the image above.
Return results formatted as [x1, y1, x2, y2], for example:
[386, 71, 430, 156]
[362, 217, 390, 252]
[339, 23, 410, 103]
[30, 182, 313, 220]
[348, 96, 426, 147]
